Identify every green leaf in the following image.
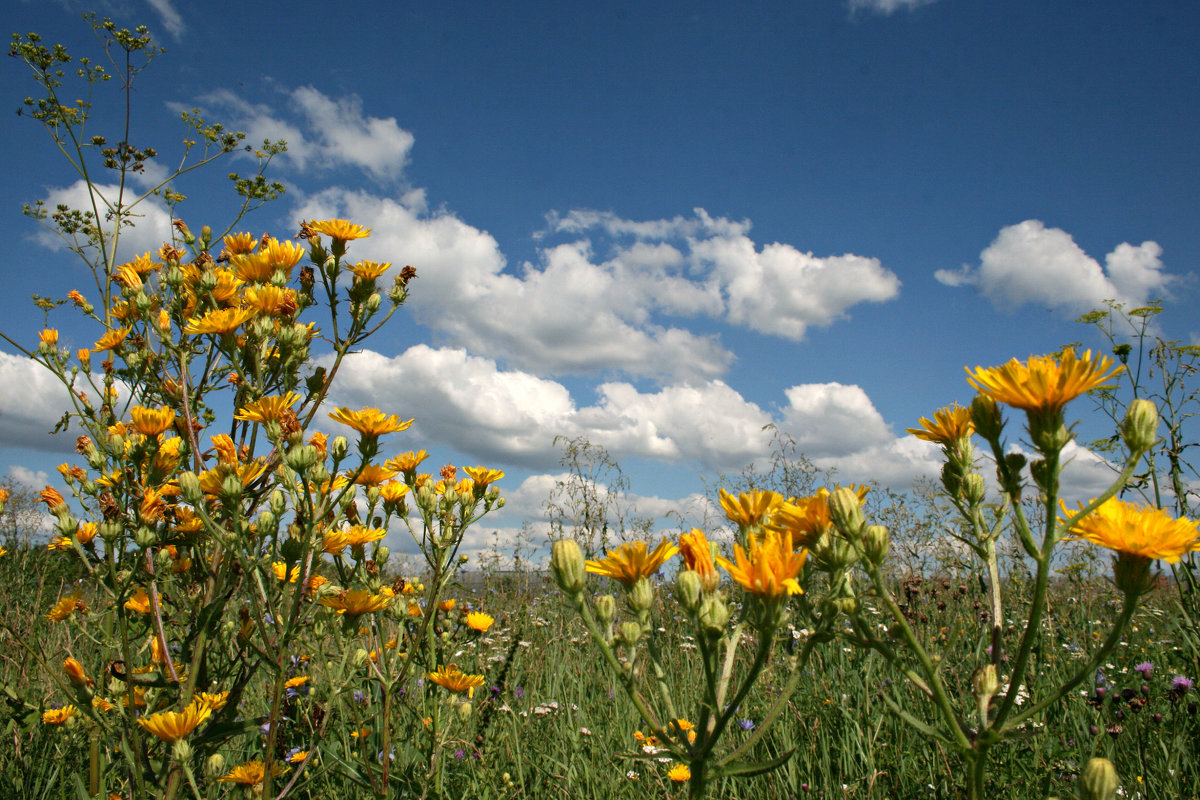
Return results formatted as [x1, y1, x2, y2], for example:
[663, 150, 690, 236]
[715, 747, 795, 779]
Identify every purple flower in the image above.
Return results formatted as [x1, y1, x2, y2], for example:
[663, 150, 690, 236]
[740, 719, 756, 731]
[515, 686, 524, 700]
[454, 748, 465, 760]
[1172, 675, 1194, 693]
[1135, 662, 1154, 678]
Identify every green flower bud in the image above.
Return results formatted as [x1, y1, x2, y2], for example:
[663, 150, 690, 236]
[1078, 757, 1119, 800]
[134, 526, 157, 549]
[205, 753, 226, 779]
[270, 490, 287, 516]
[628, 576, 654, 614]
[256, 510, 277, 534]
[309, 463, 331, 485]
[331, 436, 349, 461]
[377, 545, 391, 565]
[962, 473, 986, 506]
[285, 445, 319, 472]
[352, 649, 369, 667]
[551, 539, 587, 595]
[366, 293, 382, 314]
[862, 525, 889, 565]
[1112, 553, 1155, 596]
[675, 569, 703, 613]
[1121, 398, 1158, 453]
[619, 620, 642, 647]
[220, 473, 243, 502]
[457, 701, 473, 721]
[970, 395, 1004, 441]
[172, 739, 193, 765]
[828, 486, 865, 538]
[972, 663, 1000, 704]
[594, 594, 617, 626]
[698, 595, 730, 637]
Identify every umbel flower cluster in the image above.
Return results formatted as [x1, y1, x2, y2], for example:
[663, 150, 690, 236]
[553, 347, 1199, 800]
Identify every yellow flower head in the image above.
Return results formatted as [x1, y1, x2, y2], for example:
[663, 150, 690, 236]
[196, 691, 230, 713]
[427, 664, 486, 698]
[75, 521, 98, 545]
[906, 403, 974, 445]
[667, 763, 691, 782]
[307, 218, 372, 242]
[386, 450, 429, 473]
[718, 488, 783, 529]
[47, 592, 85, 622]
[92, 327, 130, 352]
[217, 760, 287, 785]
[230, 237, 306, 282]
[585, 539, 679, 588]
[136, 702, 212, 741]
[329, 407, 413, 437]
[42, 705, 76, 725]
[347, 260, 390, 281]
[319, 589, 393, 616]
[352, 464, 399, 486]
[465, 611, 495, 633]
[221, 232, 258, 257]
[130, 405, 176, 436]
[965, 348, 1123, 415]
[1063, 497, 1200, 563]
[462, 466, 504, 489]
[272, 562, 301, 583]
[124, 588, 157, 614]
[39, 328, 58, 347]
[234, 392, 303, 424]
[242, 284, 298, 316]
[678, 528, 720, 592]
[379, 481, 410, 504]
[184, 307, 257, 335]
[342, 525, 387, 549]
[717, 530, 807, 599]
[63, 657, 92, 686]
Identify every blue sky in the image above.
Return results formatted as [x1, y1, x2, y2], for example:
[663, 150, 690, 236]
[2, 0, 1197, 557]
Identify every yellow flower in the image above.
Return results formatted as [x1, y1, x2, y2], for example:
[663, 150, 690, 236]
[465, 611, 494, 633]
[47, 536, 73, 551]
[209, 267, 245, 303]
[965, 348, 1123, 415]
[196, 691, 229, 712]
[63, 657, 92, 686]
[39, 328, 58, 347]
[47, 592, 85, 621]
[272, 562, 301, 583]
[221, 232, 257, 256]
[343, 525, 387, 549]
[91, 697, 114, 713]
[217, 760, 287, 785]
[242, 285, 297, 316]
[427, 664, 486, 698]
[585, 540, 679, 588]
[42, 705, 76, 725]
[439, 598, 457, 612]
[717, 530, 807, 598]
[306, 218, 372, 241]
[352, 464, 399, 486]
[230, 237, 306, 282]
[329, 407, 413, 437]
[770, 486, 869, 549]
[667, 763, 691, 782]
[462, 466, 504, 489]
[379, 481, 410, 504]
[130, 405, 176, 436]
[346, 260, 390, 280]
[124, 588, 157, 614]
[678, 528, 720, 592]
[1063, 497, 1200, 563]
[287, 750, 308, 764]
[92, 327, 130, 352]
[136, 702, 212, 741]
[385, 450, 429, 473]
[74, 522, 98, 545]
[319, 589, 393, 616]
[184, 307, 257, 335]
[906, 403, 974, 445]
[718, 488, 783, 529]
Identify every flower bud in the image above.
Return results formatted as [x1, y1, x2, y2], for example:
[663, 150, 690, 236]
[828, 487, 865, 538]
[285, 445, 319, 472]
[1121, 398, 1158, 453]
[1112, 553, 1155, 596]
[970, 395, 1004, 441]
[675, 569, 703, 613]
[220, 473, 243, 501]
[99, 520, 123, 542]
[1078, 757, 1119, 800]
[134, 526, 157, 549]
[172, 739, 193, 765]
[972, 664, 1000, 704]
[270, 490, 287, 517]
[628, 576, 654, 614]
[698, 595, 730, 637]
[377, 545, 391, 565]
[550, 539, 587, 596]
[177, 471, 202, 503]
[331, 436, 349, 461]
[619, 621, 642, 647]
[366, 293, 382, 314]
[962, 473, 986, 506]
[457, 701, 473, 721]
[862, 525, 889, 565]
[594, 594, 617, 626]
[205, 753, 226, 779]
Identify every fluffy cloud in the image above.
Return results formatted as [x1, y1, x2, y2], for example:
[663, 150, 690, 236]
[0, 352, 76, 452]
[198, 87, 413, 182]
[145, 0, 185, 40]
[936, 220, 1170, 315]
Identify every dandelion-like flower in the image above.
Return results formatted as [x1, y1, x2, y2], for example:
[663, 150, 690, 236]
[667, 763, 691, 782]
[328, 407, 413, 437]
[1063, 497, 1200, 563]
[465, 611, 495, 633]
[717, 531, 807, 598]
[136, 702, 212, 742]
[129, 405, 176, 436]
[233, 392, 302, 424]
[585, 540, 679, 588]
[906, 403, 974, 445]
[306, 218, 372, 242]
[385, 450, 429, 473]
[427, 664, 486, 698]
[318, 589, 393, 616]
[462, 466, 504, 489]
[42, 705, 76, 725]
[347, 260, 390, 280]
[678, 528, 720, 592]
[965, 348, 1122, 415]
[184, 307, 256, 335]
[217, 760, 287, 785]
[46, 592, 85, 621]
[718, 488, 783, 529]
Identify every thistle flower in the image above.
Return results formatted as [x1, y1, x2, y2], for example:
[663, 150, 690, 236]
[136, 702, 212, 741]
[328, 407, 413, 437]
[585, 540, 679, 588]
[965, 348, 1122, 415]
[427, 664, 486, 698]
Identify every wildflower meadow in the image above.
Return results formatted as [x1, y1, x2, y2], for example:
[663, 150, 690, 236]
[1, 15, 1199, 800]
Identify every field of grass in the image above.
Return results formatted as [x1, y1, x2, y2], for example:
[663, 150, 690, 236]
[3, 542, 1197, 800]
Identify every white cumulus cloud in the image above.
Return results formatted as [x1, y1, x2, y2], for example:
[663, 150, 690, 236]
[847, 0, 940, 14]
[936, 220, 1170, 316]
[30, 180, 173, 263]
